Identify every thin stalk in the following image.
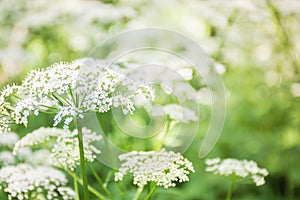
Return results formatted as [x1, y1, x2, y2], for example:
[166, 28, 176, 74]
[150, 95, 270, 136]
[69, 88, 76, 105]
[104, 171, 113, 188]
[144, 185, 157, 200]
[155, 119, 171, 150]
[52, 93, 71, 106]
[133, 186, 144, 200]
[38, 104, 59, 110]
[226, 181, 235, 200]
[74, 119, 89, 200]
[73, 172, 80, 200]
[66, 169, 106, 200]
[87, 163, 114, 199]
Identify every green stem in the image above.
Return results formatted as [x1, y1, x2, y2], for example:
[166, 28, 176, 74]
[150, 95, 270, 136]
[74, 119, 89, 200]
[73, 171, 80, 200]
[144, 185, 157, 200]
[133, 186, 144, 200]
[104, 171, 113, 188]
[52, 93, 72, 106]
[226, 181, 235, 200]
[87, 163, 114, 199]
[66, 169, 106, 200]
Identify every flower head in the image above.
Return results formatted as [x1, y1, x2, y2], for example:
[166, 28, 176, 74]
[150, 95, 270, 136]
[0, 58, 155, 131]
[115, 149, 195, 188]
[13, 127, 102, 170]
[0, 132, 19, 148]
[0, 164, 74, 200]
[0, 151, 15, 166]
[205, 158, 269, 186]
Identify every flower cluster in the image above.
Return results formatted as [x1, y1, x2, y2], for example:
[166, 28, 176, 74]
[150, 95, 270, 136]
[0, 151, 15, 166]
[0, 131, 19, 148]
[13, 127, 102, 171]
[0, 164, 75, 200]
[115, 149, 195, 188]
[0, 85, 23, 132]
[152, 104, 198, 123]
[0, 58, 155, 132]
[0, 132, 19, 166]
[205, 158, 269, 186]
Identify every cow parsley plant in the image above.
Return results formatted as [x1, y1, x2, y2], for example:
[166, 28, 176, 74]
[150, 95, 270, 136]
[115, 149, 195, 188]
[205, 158, 268, 186]
[205, 158, 269, 200]
[0, 58, 155, 131]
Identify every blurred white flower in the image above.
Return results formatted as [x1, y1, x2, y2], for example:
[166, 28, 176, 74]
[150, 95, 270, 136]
[13, 147, 33, 162]
[0, 164, 74, 200]
[215, 63, 226, 74]
[115, 149, 195, 188]
[0, 132, 19, 148]
[290, 83, 300, 97]
[28, 149, 52, 166]
[57, 187, 76, 200]
[176, 68, 193, 81]
[196, 87, 212, 105]
[152, 104, 198, 123]
[0, 151, 15, 166]
[205, 158, 269, 186]
[14, 127, 102, 171]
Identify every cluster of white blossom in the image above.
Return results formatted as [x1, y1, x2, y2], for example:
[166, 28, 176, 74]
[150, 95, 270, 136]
[0, 151, 15, 166]
[0, 58, 155, 132]
[57, 187, 76, 200]
[27, 149, 52, 167]
[0, 164, 75, 200]
[13, 127, 102, 171]
[205, 158, 269, 186]
[0, 131, 19, 148]
[0, 132, 19, 166]
[152, 104, 198, 123]
[0, 85, 23, 132]
[115, 149, 195, 188]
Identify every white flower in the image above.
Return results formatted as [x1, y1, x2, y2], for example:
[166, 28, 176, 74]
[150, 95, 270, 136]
[196, 87, 212, 105]
[205, 157, 220, 165]
[152, 104, 198, 123]
[0, 85, 23, 132]
[115, 149, 195, 188]
[57, 187, 76, 200]
[28, 149, 52, 166]
[0, 151, 15, 166]
[14, 147, 33, 162]
[205, 158, 269, 186]
[0, 164, 74, 200]
[0, 58, 155, 131]
[14, 127, 102, 171]
[0, 132, 19, 148]
[176, 68, 193, 81]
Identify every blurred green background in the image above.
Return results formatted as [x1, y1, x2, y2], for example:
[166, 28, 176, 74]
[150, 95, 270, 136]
[1, 0, 300, 199]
